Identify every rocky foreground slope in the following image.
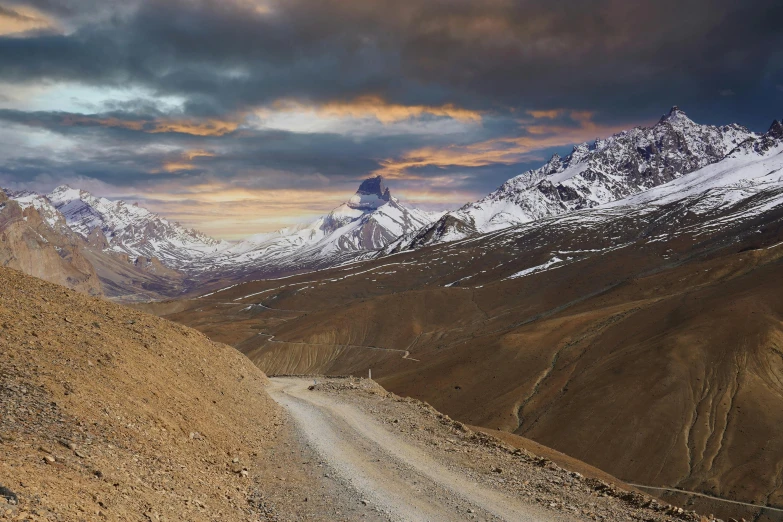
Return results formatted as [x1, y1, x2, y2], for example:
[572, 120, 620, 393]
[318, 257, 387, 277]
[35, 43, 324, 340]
[0, 266, 289, 521]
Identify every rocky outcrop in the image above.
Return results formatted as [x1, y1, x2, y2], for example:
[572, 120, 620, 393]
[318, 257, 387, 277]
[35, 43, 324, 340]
[0, 190, 103, 296]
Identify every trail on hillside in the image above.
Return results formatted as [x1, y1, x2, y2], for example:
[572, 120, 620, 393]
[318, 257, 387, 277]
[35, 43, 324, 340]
[268, 377, 571, 522]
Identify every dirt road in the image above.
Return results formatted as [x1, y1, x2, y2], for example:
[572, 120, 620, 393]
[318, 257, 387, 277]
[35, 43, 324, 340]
[268, 377, 571, 522]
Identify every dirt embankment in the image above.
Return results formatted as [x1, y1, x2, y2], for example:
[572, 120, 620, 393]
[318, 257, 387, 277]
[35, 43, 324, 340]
[0, 266, 357, 522]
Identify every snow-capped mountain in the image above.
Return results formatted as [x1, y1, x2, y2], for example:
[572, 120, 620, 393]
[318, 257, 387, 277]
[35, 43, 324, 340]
[3, 190, 71, 234]
[401, 107, 756, 248]
[202, 176, 442, 275]
[46, 185, 229, 267]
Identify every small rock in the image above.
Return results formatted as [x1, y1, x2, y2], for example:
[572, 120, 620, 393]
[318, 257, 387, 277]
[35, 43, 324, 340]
[0, 486, 17, 505]
[43, 455, 56, 464]
[360, 499, 369, 506]
[492, 467, 503, 473]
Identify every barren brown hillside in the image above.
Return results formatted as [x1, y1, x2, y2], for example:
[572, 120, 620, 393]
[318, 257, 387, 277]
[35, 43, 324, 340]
[157, 195, 783, 521]
[0, 192, 102, 296]
[0, 266, 383, 522]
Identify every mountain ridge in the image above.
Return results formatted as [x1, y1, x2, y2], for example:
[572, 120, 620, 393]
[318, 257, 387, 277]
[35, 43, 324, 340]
[397, 107, 758, 250]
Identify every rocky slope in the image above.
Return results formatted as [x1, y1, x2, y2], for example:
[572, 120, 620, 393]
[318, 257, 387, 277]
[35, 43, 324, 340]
[0, 191, 102, 296]
[160, 119, 783, 521]
[400, 107, 756, 248]
[0, 266, 384, 522]
[1, 189, 197, 302]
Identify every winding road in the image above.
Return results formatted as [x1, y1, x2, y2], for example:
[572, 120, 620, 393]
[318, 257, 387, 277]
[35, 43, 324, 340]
[267, 377, 571, 522]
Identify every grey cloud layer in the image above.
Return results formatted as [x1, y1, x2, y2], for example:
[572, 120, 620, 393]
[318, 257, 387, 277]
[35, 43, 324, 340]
[3, 0, 781, 121]
[0, 0, 781, 212]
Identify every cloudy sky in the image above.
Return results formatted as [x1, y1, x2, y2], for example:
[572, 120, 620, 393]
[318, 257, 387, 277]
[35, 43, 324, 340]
[0, 0, 781, 238]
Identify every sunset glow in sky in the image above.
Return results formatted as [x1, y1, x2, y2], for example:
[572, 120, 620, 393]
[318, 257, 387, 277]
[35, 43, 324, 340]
[0, 0, 781, 238]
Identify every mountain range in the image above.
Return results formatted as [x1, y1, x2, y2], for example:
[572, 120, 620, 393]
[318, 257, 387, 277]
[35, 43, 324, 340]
[3, 107, 781, 301]
[1, 175, 442, 298]
[394, 107, 757, 249]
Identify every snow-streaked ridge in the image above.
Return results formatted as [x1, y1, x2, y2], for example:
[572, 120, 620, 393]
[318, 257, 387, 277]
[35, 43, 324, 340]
[200, 176, 443, 274]
[46, 185, 229, 267]
[402, 107, 758, 248]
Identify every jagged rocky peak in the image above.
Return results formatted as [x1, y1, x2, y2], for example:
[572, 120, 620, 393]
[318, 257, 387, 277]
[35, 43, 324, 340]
[768, 119, 783, 139]
[660, 105, 694, 126]
[348, 176, 392, 210]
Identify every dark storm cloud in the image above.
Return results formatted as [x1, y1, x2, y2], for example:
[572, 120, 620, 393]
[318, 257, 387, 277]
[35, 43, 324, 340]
[1, 0, 781, 125]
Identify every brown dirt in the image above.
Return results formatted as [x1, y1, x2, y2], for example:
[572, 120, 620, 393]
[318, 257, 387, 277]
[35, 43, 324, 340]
[155, 206, 783, 521]
[0, 265, 372, 522]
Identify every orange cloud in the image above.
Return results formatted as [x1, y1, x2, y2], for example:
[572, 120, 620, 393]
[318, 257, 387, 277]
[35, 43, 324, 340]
[375, 112, 646, 179]
[0, 5, 56, 36]
[527, 109, 564, 119]
[264, 96, 483, 124]
[56, 114, 239, 136]
[157, 150, 217, 173]
[183, 149, 216, 160]
[148, 119, 238, 137]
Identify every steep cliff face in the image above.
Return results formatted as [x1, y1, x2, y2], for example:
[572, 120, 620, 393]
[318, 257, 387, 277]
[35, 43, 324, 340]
[0, 191, 103, 296]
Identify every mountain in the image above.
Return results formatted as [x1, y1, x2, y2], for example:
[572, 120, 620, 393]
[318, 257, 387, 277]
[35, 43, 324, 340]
[0, 189, 103, 295]
[159, 116, 783, 521]
[0, 178, 441, 298]
[2, 189, 199, 301]
[200, 175, 442, 277]
[47, 185, 229, 268]
[400, 107, 756, 249]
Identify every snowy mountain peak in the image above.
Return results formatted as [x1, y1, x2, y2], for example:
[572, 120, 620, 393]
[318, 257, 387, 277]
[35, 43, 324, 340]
[399, 107, 760, 248]
[211, 178, 443, 275]
[768, 119, 783, 140]
[348, 176, 393, 210]
[43, 186, 228, 268]
[660, 105, 693, 125]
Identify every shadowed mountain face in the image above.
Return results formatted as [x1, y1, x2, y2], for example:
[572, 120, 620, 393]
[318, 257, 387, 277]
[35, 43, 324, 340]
[154, 129, 783, 520]
[349, 175, 392, 210]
